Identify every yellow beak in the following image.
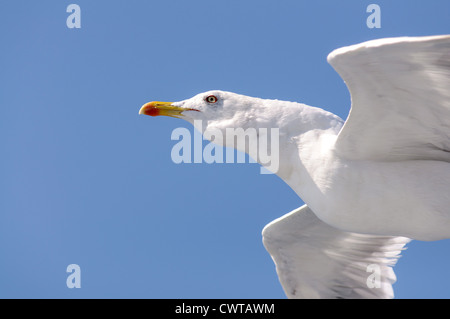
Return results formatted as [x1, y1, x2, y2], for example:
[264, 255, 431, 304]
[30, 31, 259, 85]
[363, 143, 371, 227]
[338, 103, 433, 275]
[139, 101, 200, 119]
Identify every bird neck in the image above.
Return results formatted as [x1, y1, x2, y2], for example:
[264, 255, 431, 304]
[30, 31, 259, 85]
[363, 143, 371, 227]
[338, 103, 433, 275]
[251, 101, 344, 181]
[241, 101, 343, 221]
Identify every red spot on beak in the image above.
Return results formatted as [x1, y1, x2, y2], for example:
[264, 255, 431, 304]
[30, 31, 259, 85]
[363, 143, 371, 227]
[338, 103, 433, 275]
[146, 106, 160, 117]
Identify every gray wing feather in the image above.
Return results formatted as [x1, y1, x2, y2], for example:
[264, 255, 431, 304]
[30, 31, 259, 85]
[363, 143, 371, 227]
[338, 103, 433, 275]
[262, 205, 410, 299]
[328, 35, 450, 162]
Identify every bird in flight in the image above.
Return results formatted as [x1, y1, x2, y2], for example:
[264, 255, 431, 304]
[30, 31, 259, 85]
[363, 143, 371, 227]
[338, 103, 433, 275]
[139, 35, 450, 298]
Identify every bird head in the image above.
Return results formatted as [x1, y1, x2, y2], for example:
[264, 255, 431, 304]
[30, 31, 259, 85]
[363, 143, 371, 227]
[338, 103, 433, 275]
[139, 90, 269, 148]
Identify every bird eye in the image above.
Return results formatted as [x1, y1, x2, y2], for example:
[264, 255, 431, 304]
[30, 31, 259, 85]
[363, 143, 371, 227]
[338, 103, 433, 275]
[205, 95, 218, 103]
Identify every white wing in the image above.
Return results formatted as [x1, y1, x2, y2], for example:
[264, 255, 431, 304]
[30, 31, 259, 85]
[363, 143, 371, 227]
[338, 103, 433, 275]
[328, 35, 450, 162]
[262, 205, 410, 299]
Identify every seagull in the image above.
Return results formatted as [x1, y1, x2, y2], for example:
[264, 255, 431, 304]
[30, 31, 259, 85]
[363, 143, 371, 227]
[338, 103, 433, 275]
[139, 35, 450, 298]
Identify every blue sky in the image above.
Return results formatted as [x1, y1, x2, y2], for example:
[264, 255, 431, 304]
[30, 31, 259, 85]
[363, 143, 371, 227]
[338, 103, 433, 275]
[1, 0, 449, 298]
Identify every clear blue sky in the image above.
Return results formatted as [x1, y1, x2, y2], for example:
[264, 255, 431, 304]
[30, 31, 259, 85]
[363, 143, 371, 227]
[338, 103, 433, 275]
[1, 0, 449, 298]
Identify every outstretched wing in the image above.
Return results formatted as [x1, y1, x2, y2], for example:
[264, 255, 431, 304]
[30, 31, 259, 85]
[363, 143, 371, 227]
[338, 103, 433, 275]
[328, 35, 450, 162]
[262, 205, 410, 299]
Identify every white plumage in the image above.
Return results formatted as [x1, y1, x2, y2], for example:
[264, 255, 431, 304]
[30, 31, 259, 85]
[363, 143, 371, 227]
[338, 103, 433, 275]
[140, 35, 450, 298]
[262, 205, 410, 299]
